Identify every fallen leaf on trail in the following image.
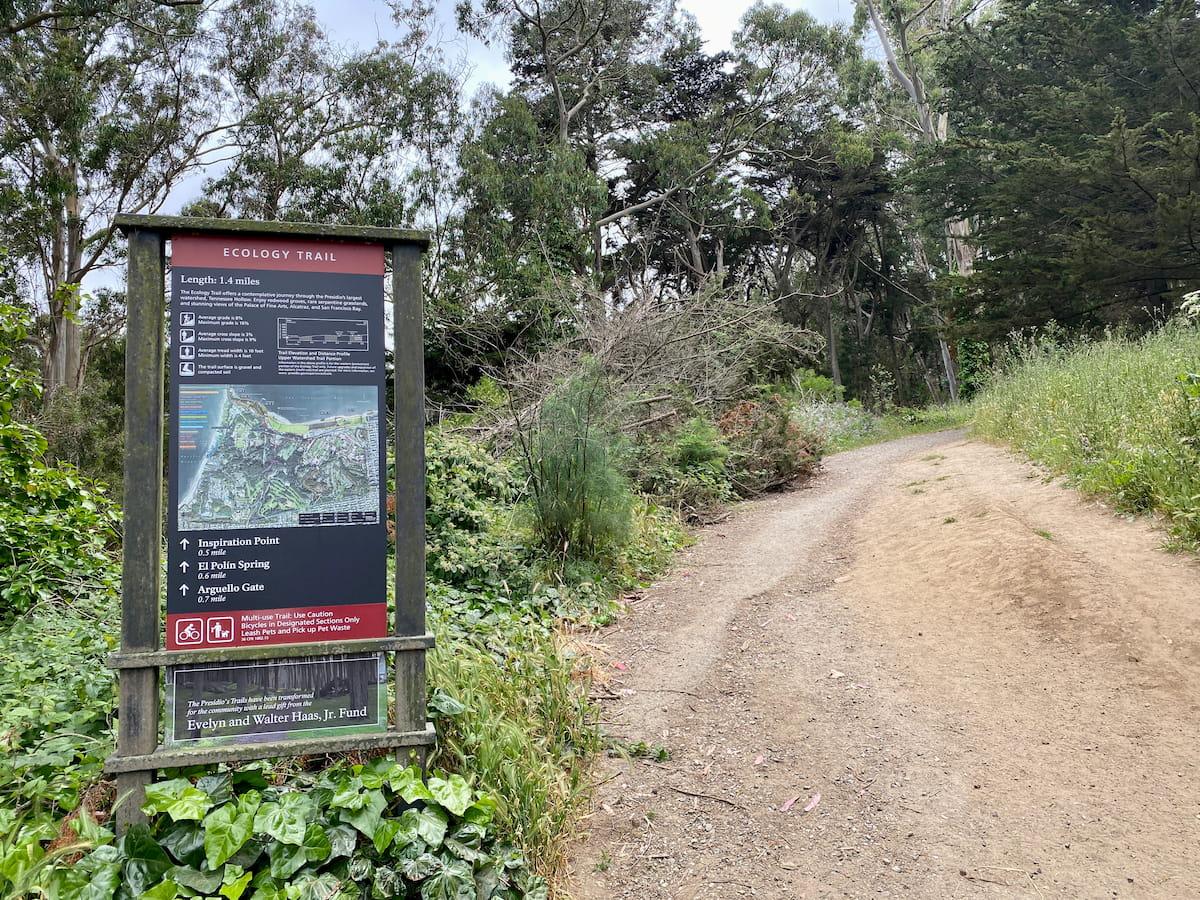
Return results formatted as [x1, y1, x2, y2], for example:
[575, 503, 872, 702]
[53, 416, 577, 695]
[834, 575, 852, 584]
[829, 670, 845, 679]
[753, 754, 765, 766]
[611, 661, 628, 671]
[803, 792, 821, 813]
[779, 795, 801, 812]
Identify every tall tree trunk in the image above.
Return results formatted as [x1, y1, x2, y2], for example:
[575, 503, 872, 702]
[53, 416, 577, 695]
[827, 297, 842, 388]
[865, 0, 969, 402]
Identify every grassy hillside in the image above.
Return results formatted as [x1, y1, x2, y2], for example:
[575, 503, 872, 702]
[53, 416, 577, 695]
[973, 324, 1200, 548]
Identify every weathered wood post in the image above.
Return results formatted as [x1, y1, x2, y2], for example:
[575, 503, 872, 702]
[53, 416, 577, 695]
[391, 242, 427, 765]
[114, 226, 166, 830]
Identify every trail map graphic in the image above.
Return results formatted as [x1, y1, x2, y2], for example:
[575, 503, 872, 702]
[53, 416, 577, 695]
[178, 385, 379, 531]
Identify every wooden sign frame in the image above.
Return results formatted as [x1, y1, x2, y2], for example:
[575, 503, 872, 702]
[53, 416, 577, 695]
[106, 215, 435, 830]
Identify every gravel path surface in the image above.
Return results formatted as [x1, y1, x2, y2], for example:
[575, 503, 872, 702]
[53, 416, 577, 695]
[567, 432, 1200, 898]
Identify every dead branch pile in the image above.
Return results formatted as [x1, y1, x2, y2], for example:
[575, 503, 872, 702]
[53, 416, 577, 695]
[481, 279, 822, 439]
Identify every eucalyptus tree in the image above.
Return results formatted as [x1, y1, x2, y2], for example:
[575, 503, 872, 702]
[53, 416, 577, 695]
[0, 0, 217, 393]
[853, 0, 987, 399]
[187, 0, 461, 231]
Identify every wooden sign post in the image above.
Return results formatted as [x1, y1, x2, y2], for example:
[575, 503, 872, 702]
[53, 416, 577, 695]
[106, 216, 435, 830]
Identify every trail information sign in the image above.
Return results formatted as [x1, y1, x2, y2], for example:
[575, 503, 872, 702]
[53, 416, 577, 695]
[106, 216, 434, 832]
[166, 235, 388, 650]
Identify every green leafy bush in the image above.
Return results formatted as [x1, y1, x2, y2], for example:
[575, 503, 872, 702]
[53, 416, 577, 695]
[974, 323, 1200, 546]
[630, 417, 733, 518]
[717, 395, 823, 496]
[519, 372, 633, 561]
[9, 760, 547, 899]
[785, 368, 844, 403]
[0, 302, 120, 621]
[425, 429, 528, 602]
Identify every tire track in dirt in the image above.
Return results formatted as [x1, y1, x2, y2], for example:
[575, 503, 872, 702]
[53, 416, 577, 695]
[568, 433, 1200, 898]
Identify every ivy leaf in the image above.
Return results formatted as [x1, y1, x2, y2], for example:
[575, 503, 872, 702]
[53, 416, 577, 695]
[330, 776, 366, 810]
[343, 790, 386, 838]
[138, 879, 182, 900]
[247, 871, 286, 900]
[167, 864, 222, 894]
[159, 822, 206, 868]
[283, 871, 342, 900]
[359, 757, 396, 789]
[461, 796, 496, 827]
[118, 824, 172, 896]
[444, 838, 487, 863]
[398, 852, 440, 881]
[144, 779, 214, 821]
[388, 767, 434, 805]
[267, 840, 307, 881]
[325, 824, 358, 860]
[372, 865, 402, 898]
[371, 819, 402, 854]
[196, 773, 233, 805]
[300, 824, 331, 864]
[220, 864, 254, 899]
[75, 851, 121, 900]
[518, 874, 550, 900]
[253, 801, 305, 846]
[203, 804, 254, 870]
[426, 775, 472, 817]
[419, 858, 474, 900]
[411, 807, 448, 849]
[427, 689, 465, 718]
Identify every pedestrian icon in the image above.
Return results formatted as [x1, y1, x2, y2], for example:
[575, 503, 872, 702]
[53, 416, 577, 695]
[207, 617, 235, 644]
[179, 361, 195, 377]
[179, 312, 196, 327]
[179, 328, 195, 343]
[179, 344, 195, 360]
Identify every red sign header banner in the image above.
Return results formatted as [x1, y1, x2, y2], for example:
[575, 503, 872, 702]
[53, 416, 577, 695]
[171, 234, 385, 275]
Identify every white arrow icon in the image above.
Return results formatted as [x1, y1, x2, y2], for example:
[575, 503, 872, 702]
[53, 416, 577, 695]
[179, 538, 190, 549]
[179, 584, 189, 595]
[179, 561, 189, 573]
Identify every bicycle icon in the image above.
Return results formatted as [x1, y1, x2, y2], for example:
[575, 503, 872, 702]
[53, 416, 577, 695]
[175, 618, 204, 645]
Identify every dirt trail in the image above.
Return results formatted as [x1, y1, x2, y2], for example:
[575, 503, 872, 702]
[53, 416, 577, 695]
[568, 433, 1200, 899]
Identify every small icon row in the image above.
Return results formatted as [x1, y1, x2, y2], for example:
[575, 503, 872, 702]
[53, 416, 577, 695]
[178, 320, 196, 376]
[175, 616, 234, 646]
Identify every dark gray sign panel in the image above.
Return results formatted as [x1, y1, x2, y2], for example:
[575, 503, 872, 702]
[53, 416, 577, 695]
[165, 234, 388, 650]
[166, 653, 386, 746]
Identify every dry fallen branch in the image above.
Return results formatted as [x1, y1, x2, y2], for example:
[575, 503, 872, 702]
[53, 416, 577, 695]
[477, 277, 821, 442]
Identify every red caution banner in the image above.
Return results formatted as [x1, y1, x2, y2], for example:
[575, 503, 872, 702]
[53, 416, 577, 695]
[166, 603, 387, 650]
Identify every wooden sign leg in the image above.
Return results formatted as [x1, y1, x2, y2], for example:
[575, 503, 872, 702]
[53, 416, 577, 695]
[391, 242, 429, 769]
[114, 228, 166, 831]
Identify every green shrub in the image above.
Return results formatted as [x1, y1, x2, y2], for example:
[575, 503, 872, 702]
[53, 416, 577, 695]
[785, 368, 844, 402]
[425, 429, 529, 601]
[630, 417, 733, 518]
[0, 594, 116, 846]
[717, 395, 823, 496]
[8, 759, 547, 899]
[520, 372, 633, 560]
[973, 323, 1200, 546]
[0, 302, 120, 622]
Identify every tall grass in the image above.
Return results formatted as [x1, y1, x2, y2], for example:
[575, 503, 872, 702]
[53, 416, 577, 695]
[427, 621, 599, 881]
[973, 324, 1200, 546]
